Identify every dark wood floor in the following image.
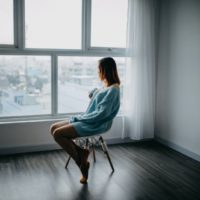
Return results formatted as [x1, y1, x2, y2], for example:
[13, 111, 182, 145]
[0, 141, 200, 200]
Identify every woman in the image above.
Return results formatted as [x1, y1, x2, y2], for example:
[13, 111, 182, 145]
[50, 57, 120, 184]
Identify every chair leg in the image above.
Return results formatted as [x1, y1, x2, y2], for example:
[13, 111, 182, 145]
[99, 136, 114, 172]
[65, 156, 71, 169]
[105, 151, 114, 172]
[86, 138, 89, 149]
[91, 137, 96, 162]
[92, 146, 96, 162]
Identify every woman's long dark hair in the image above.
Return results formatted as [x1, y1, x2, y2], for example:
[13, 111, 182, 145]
[98, 57, 121, 86]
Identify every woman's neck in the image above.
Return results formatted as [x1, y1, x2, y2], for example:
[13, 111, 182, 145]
[103, 80, 109, 87]
[103, 81, 119, 88]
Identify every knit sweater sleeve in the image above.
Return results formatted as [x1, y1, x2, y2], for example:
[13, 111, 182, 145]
[70, 88, 118, 124]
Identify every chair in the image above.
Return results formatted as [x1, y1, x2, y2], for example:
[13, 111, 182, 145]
[65, 134, 115, 172]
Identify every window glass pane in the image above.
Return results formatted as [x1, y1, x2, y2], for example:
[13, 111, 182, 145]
[91, 0, 128, 48]
[0, 0, 14, 44]
[58, 56, 125, 114]
[0, 56, 51, 117]
[25, 0, 82, 49]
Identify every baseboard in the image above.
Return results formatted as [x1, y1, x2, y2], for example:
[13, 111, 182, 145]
[0, 143, 61, 156]
[106, 137, 136, 145]
[155, 136, 200, 162]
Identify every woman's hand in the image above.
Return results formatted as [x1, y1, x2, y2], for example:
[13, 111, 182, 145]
[88, 88, 98, 99]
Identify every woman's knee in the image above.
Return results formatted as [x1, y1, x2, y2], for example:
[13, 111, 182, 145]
[49, 125, 54, 135]
[50, 124, 58, 135]
[50, 121, 69, 135]
[53, 129, 62, 141]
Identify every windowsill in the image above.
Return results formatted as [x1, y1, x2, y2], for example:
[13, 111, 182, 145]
[0, 113, 124, 124]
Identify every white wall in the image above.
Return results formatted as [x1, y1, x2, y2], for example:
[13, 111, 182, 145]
[0, 116, 125, 155]
[156, 0, 200, 159]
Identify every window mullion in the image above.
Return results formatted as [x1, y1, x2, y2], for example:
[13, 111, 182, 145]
[14, 0, 25, 49]
[51, 54, 58, 116]
[84, 0, 91, 52]
[82, 0, 86, 51]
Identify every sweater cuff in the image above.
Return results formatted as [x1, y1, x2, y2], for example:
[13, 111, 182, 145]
[69, 116, 77, 123]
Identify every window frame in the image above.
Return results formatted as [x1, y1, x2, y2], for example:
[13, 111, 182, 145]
[0, 0, 126, 122]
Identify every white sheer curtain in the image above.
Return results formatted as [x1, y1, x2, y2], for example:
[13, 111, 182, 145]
[123, 0, 158, 139]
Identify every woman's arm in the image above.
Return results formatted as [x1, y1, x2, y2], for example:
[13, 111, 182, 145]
[70, 88, 119, 124]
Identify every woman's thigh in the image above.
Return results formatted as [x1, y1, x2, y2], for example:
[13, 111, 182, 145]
[53, 124, 79, 139]
[50, 120, 69, 134]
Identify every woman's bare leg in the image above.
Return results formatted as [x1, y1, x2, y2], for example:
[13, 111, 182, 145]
[52, 124, 90, 183]
[50, 120, 69, 136]
[53, 124, 81, 165]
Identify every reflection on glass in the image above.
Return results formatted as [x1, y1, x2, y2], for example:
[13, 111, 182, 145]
[0, 0, 14, 44]
[0, 56, 51, 117]
[58, 56, 125, 114]
[25, 0, 82, 49]
[91, 0, 128, 48]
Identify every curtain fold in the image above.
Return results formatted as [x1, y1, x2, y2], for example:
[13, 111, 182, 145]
[123, 0, 158, 139]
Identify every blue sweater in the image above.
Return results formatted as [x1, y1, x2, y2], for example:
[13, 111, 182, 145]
[69, 85, 120, 137]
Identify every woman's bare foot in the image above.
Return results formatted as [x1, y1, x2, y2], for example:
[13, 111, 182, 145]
[80, 161, 90, 184]
[74, 146, 90, 184]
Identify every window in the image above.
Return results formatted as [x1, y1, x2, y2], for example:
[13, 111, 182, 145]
[0, 0, 127, 120]
[0, 56, 51, 117]
[58, 56, 125, 114]
[0, 0, 14, 45]
[25, 0, 82, 49]
[91, 0, 128, 48]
